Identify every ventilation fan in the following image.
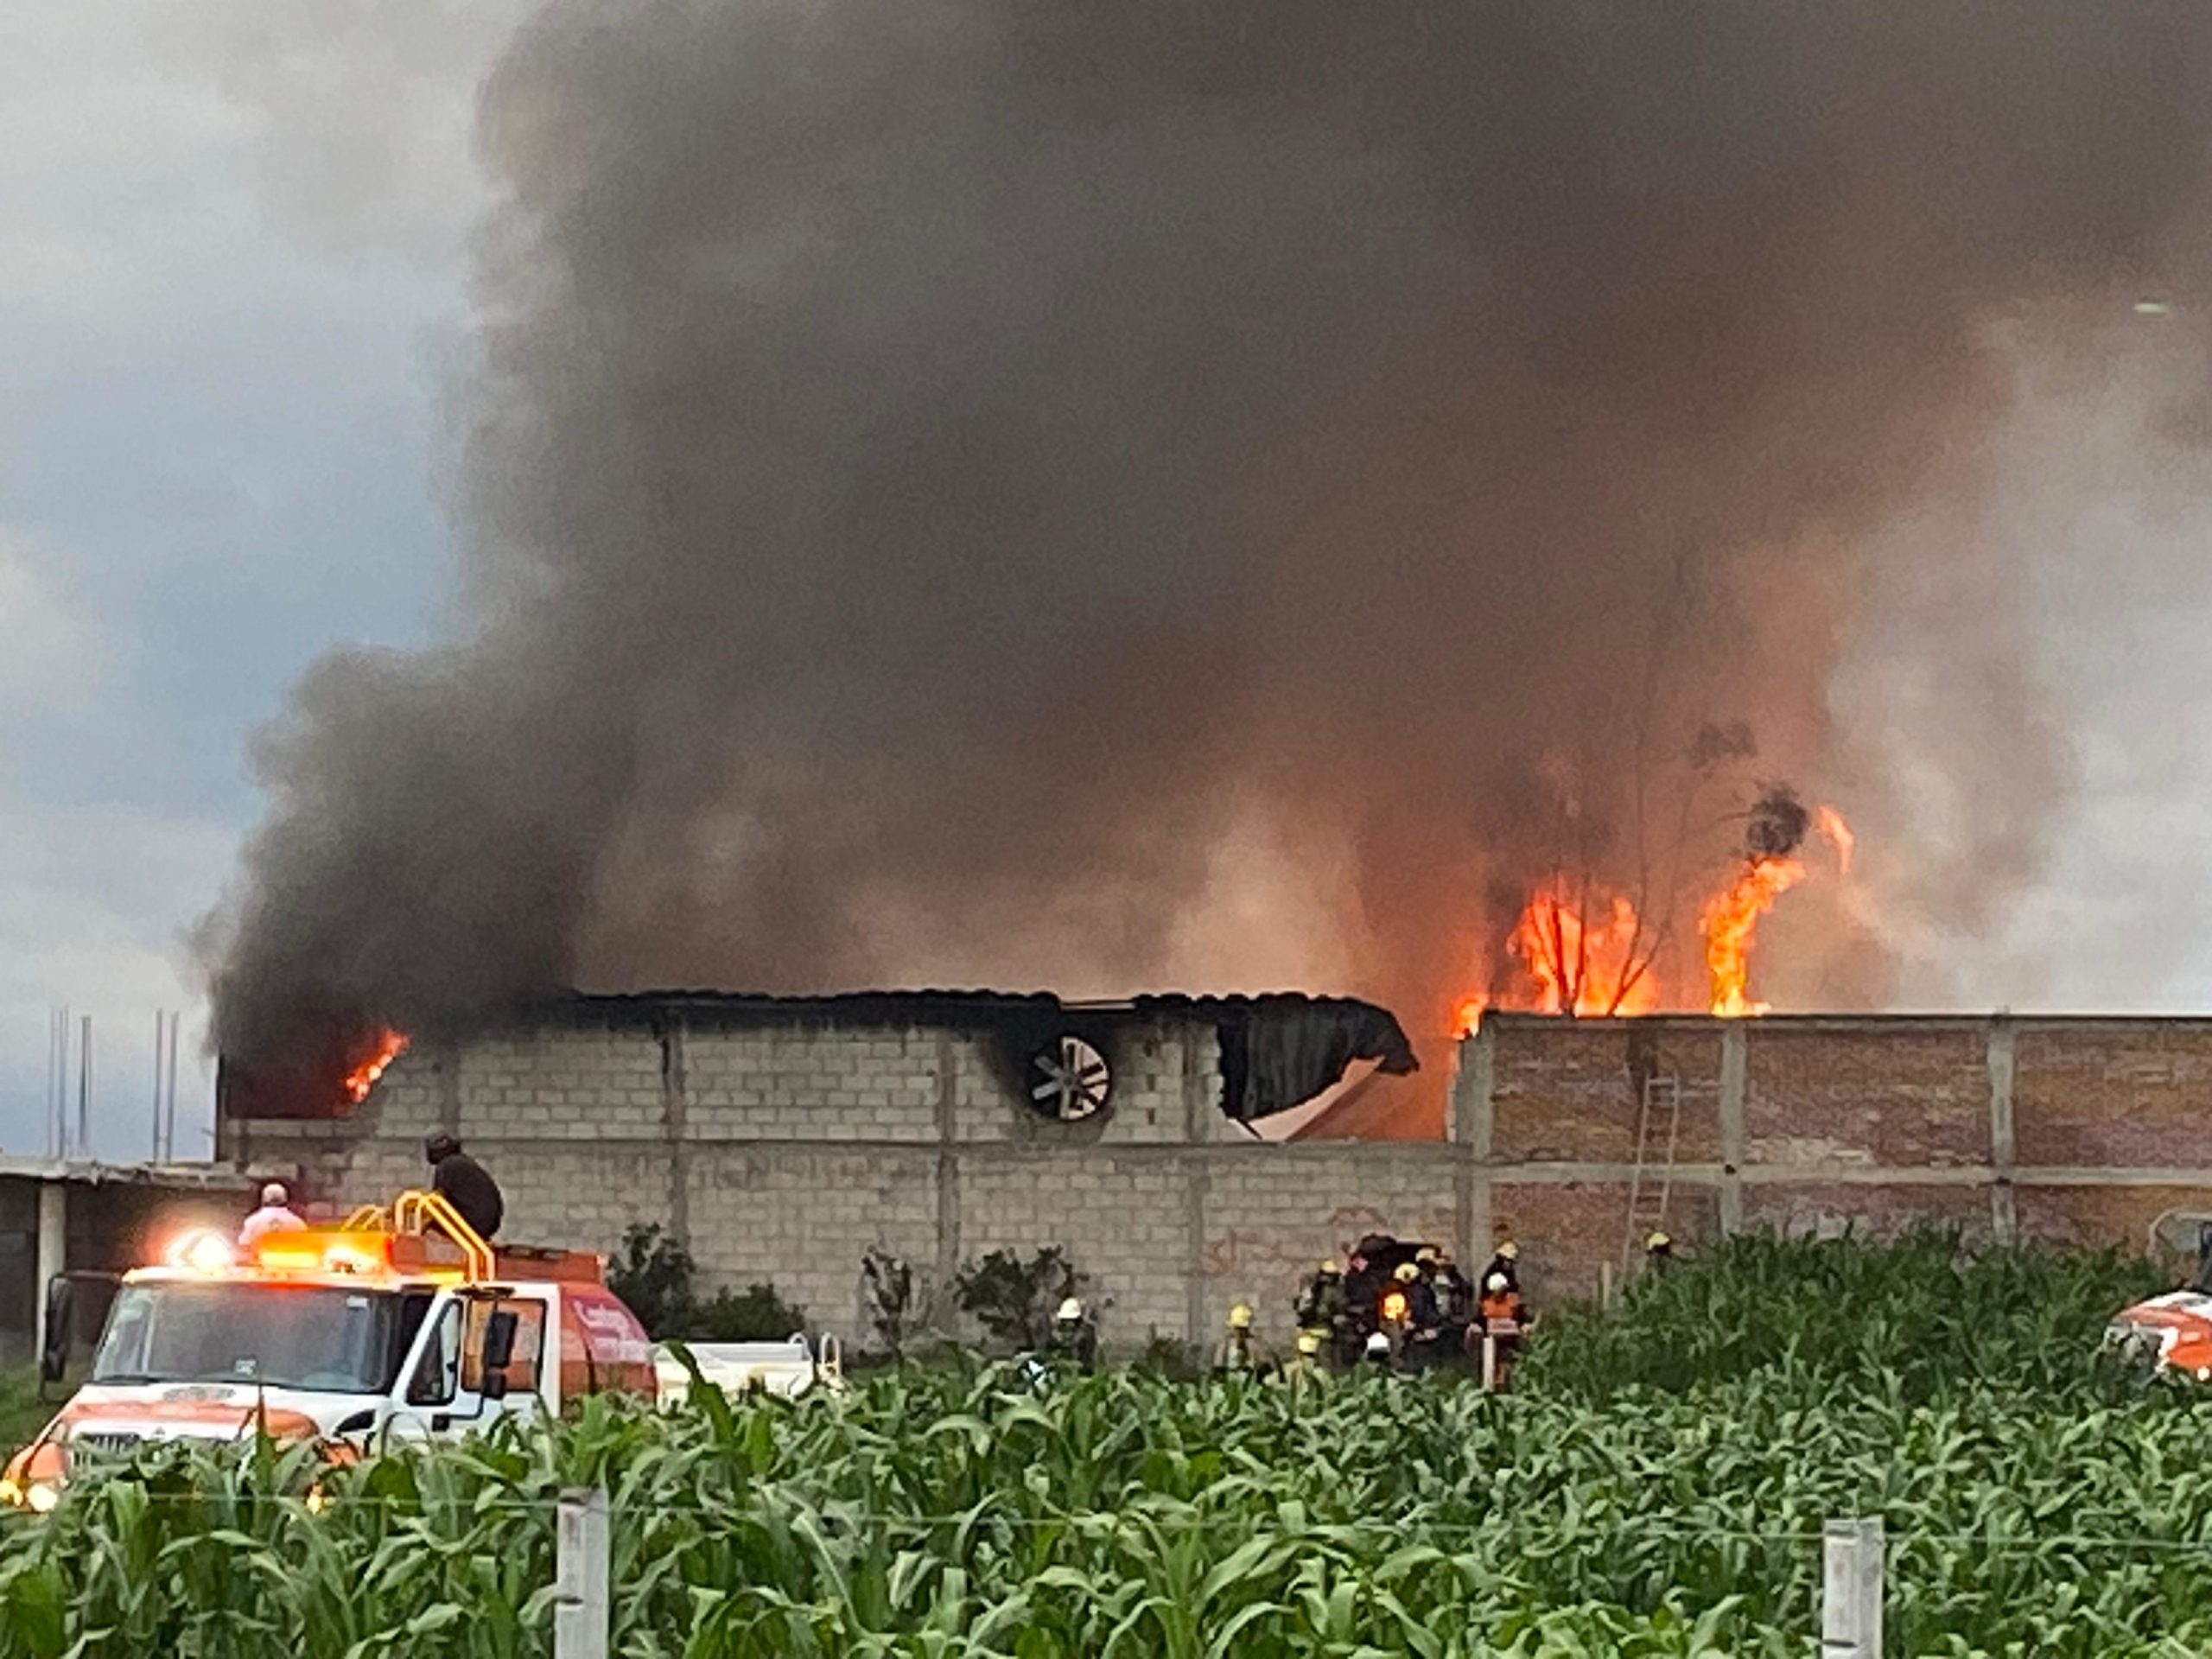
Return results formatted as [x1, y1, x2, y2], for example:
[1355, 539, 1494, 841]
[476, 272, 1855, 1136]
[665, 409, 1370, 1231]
[1028, 1034, 1111, 1122]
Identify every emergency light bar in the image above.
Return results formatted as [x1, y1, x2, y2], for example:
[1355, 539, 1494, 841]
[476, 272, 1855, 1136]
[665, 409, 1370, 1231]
[251, 1231, 429, 1276]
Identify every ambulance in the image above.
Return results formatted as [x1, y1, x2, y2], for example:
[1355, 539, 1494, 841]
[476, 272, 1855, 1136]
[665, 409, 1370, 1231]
[1, 1190, 654, 1512]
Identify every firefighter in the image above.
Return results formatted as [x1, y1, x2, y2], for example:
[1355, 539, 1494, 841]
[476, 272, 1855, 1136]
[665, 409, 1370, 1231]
[1476, 1269, 1528, 1390]
[1483, 1239, 1522, 1296]
[1212, 1303, 1274, 1376]
[1294, 1257, 1349, 1366]
[1294, 1257, 1346, 1328]
[1429, 1247, 1476, 1356]
[423, 1133, 504, 1240]
[1644, 1230, 1676, 1272]
[238, 1182, 307, 1248]
[1046, 1296, 1099, 1370]
[1287, 1325, 1330, 1376]
[1400, 1257, 1446, 1369]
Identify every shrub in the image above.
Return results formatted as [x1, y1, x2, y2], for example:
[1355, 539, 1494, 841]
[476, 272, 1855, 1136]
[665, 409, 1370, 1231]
[606, 1222, 803, 1340]
[605, 1223, 695, 1339]
[952, 1245, 1084, 1352]
[689, 1281, 806, 1342]
[859, 1248, 925, 1357]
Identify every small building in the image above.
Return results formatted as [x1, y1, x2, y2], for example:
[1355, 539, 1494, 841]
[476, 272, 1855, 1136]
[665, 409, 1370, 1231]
[0, 1159, 263, 1367]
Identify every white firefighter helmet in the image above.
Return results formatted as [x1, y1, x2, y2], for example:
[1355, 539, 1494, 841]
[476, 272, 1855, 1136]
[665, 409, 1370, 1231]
[1055, 1297, 1084, 1323]
[1485, 1271, 1510, 1294]
[1363, 1331, 1391, 1358]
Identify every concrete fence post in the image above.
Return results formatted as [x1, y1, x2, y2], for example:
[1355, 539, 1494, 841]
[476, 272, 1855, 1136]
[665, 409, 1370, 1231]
[555, 1487, 611, 1659]
[1821, 1516, 1885, 1659]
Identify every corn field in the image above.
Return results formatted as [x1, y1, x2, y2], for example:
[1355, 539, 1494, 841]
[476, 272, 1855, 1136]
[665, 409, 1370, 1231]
[3, 1235, 2208, 1657]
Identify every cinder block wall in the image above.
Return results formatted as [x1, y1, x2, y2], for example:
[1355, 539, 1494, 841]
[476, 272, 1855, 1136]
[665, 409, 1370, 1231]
[232, 1001, 1453, 1348]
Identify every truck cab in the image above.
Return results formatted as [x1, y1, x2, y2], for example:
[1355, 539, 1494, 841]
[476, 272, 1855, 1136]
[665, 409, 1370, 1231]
[2, 1191, 652, 1512]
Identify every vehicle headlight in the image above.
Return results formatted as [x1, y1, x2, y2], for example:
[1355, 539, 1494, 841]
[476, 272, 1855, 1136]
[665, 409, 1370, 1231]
[0, 1478, 20, 1508]
[25, 1482, 60, 1516]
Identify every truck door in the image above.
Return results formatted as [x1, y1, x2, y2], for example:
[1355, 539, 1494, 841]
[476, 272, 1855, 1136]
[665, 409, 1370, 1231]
[389, 1295, 464, 1440]
[463, 1292, 550, 1427]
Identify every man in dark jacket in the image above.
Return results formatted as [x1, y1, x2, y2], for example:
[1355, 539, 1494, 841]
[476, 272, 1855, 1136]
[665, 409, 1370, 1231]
[424, 1133, 504, 1240]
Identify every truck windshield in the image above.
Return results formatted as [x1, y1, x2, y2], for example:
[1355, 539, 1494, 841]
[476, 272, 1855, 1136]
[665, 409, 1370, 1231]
[92, 1282, 406, 1395]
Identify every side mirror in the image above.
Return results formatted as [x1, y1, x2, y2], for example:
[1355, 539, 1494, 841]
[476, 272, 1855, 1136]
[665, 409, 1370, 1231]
[483, 1309, 518, 1372]
[39, 1278, 73, 1388]
[480, 1371, 509, 1402]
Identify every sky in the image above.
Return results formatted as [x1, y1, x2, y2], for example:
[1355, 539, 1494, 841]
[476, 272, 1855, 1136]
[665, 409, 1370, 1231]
[10, 3, 2212, 1161]
[0, 3, 524, 1160]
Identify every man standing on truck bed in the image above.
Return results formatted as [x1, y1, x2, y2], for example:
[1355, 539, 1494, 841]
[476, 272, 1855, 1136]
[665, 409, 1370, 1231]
[424, 1133, 504, 1239]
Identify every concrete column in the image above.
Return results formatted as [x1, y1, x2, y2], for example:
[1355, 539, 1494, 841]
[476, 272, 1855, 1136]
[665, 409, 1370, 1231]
[659, 1017, 690, 1249]
[1180, 1029, 1210, 1144]
[1986, 1018, 2018, 1244]
[1454, 1027, 1496, 1262]
[33, 1180, 65, 1357]
[1718, 1024, 1747, 1236]
[1452, 1026, 1496, 1150]
[933, 1032, 961, 1290]
[1184, 1164, 1210, 1348]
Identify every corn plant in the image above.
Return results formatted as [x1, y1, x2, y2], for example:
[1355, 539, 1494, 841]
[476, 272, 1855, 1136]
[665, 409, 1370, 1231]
[0, 1238, 2203, 1656]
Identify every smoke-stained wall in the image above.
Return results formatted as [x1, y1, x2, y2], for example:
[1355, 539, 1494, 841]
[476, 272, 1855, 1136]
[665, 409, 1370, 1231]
[201, 1, 2212, 1069]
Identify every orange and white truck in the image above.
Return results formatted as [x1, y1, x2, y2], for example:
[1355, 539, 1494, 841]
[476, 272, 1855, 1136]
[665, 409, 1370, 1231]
[2, 1190, 655, 1513]
[2107, 1286, 2212, 1379]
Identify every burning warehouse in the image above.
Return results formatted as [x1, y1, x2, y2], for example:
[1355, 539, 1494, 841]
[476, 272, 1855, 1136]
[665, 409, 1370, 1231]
[182, 0, 2212, 1345]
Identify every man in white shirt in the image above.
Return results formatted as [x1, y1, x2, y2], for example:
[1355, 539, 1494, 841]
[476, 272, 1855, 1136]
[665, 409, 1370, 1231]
[238, 1182, 308, 1248]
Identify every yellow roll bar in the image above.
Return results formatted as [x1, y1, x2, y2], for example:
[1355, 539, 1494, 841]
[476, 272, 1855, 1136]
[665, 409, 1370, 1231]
[339, 1188, 495, 1282]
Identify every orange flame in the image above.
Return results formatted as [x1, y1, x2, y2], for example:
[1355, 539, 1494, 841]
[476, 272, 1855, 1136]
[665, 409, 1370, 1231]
[1458, 804, 1857, 1030]
[1701, 856, 1802, 1017]
[343, 1030, 410, 1105]
[1470, 877, 1662, 1018]
[1818, 804, 1855, 876]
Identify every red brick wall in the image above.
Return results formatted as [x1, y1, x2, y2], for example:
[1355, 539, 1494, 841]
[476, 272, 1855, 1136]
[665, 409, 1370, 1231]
[2013, 1184, 2207, 1252]
[1488, 1020, 1722, 1164]
[1744, 1026, 1988, 1167]
[1492, 1178, 1722, 1300]
[2013, 1021, 2212, 1166]
[1475, 1015, 2212, 1297]
[1738, 1181, 1989, 1239]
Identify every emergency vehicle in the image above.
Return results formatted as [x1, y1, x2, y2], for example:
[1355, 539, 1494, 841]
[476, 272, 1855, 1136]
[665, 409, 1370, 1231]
[1, 1190, 654, 1513]
[2105, 1213, 2212, 1381]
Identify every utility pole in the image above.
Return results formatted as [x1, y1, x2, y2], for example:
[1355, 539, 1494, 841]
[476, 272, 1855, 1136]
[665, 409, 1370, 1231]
[164, 1010, 181, 1163]
[77, 1014, 92, 1165]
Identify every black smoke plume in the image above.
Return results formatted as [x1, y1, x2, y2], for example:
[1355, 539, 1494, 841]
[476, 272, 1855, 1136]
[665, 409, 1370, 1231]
[205, 0, 2212, 1065]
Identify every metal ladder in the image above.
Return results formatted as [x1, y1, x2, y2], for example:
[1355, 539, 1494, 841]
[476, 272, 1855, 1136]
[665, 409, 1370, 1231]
[1623, 1075, 1681, 1272]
